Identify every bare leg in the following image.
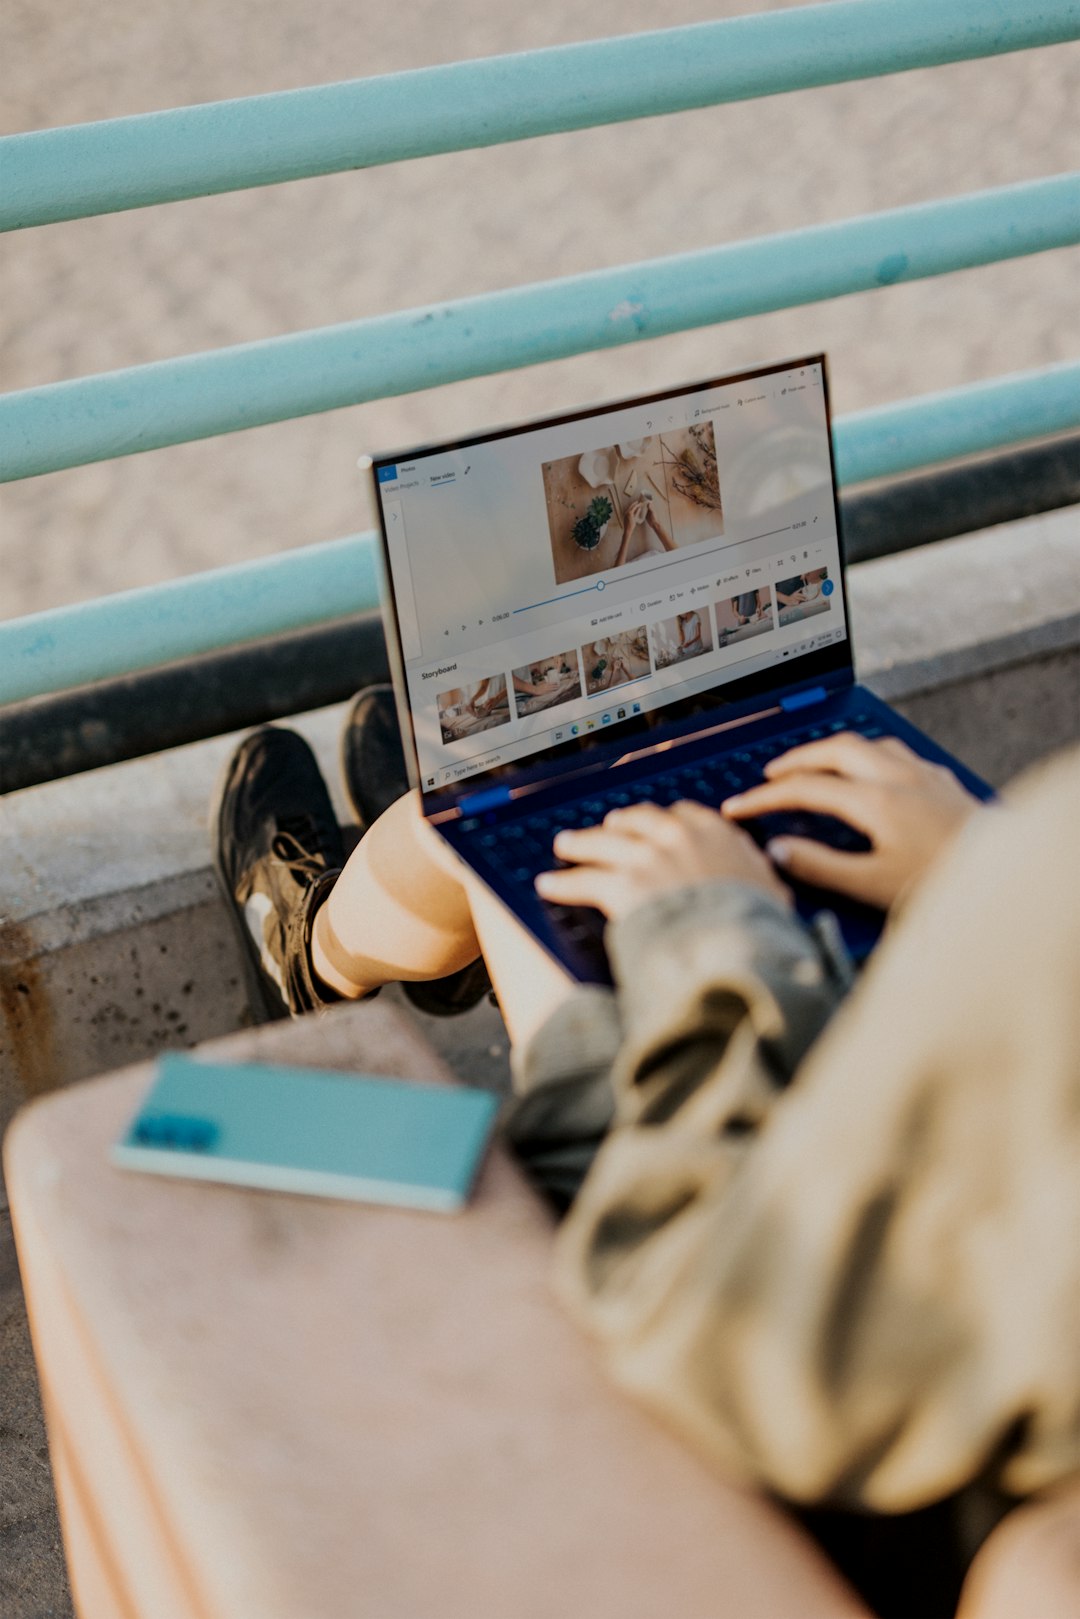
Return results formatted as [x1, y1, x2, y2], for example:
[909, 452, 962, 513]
[310, 790, 578, 1051]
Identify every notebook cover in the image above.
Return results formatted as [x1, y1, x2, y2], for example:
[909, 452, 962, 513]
[112, 1053, 499, 1213]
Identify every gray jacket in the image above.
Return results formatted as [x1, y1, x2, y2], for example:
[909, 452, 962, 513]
[507, 748, 1080, 1517]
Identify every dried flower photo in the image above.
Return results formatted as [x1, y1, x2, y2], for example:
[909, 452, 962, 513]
[541, 423, 724, 587]
[659, 423, 723, 538]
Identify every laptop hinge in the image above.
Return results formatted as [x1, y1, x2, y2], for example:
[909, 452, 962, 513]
[458, 785, 513, 816]
[780, 685, 829, 713]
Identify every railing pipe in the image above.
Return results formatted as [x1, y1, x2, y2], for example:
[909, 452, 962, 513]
[2, 172, 1078, 484]
[7, 433, 1079, 793]
[4, 0, 1079, 232]
[0, 535, 379, 711]
[832, 359, 1080, 485]
[3, 365, 1078, 708]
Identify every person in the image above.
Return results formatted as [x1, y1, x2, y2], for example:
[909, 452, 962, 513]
[676, 608, 704, 657]
[775, 576, 807, 612]
[212, 692, 1080, 1617]
[777, 569, 829, 625]
[462, 676, 503, 718]
[512, 662, 576, 710]
[614, 495, 676, 567]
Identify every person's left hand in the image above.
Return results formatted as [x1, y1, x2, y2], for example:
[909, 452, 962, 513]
[535, 800, 791, 921]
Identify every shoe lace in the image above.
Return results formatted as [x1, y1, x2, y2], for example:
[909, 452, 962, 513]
[271, 815, 332, 880]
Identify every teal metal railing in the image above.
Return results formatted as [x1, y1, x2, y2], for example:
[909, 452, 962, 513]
[4, 0, 1078, 230]
[4, 362, 1079, 707]
[2, 176, 1078, 483]
[2, 0, 1079, 711]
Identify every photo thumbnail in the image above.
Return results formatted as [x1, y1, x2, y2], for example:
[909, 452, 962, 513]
[436, 675, 511, 744]
[542, 424, 724, 587]
[715, 586, 775, 648]
[650, 607, 714, 671]
[581, 627, 651, 697]
[775, 568, 832, 627]
[512, 648, 583, 717]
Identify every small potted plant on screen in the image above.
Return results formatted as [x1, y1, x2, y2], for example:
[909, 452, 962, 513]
[572, 495, 613, 551]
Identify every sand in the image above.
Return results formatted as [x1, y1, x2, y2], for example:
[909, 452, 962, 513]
[2, 0, 1078, 623]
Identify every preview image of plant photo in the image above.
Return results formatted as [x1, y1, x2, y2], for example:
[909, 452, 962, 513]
[541, 426, 723, 588]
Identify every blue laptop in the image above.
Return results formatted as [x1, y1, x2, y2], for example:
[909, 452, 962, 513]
[369, 353, 992, 983]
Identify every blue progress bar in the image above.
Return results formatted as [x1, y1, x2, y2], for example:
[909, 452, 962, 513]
[514, 579, 606, 613]
[587, 672, 651, 699]
[512, 526, 792, 615]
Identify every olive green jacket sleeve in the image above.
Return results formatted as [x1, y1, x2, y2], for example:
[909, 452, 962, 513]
[515, 749, 1080, 1515]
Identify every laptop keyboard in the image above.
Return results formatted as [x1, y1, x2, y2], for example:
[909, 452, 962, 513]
[461, 711, 885, 970]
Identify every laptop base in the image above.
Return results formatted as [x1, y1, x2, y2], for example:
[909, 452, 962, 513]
[440, 685, 993, 985]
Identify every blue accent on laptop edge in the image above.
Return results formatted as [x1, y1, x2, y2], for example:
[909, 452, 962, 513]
[459, 786, 513, 815]
[780, 686, 828, 711]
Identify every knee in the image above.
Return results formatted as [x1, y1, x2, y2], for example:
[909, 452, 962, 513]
[403, 791, 471, 884]
[957, 1482, 1080, 1618]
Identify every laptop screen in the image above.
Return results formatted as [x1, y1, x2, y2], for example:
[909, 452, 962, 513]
[372, 355, 852, 803]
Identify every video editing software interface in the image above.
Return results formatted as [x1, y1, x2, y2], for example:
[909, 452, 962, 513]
[374, 358, 849, 795]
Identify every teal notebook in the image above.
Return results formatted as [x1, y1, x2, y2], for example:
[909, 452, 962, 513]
[112, 1053, 499, 1213]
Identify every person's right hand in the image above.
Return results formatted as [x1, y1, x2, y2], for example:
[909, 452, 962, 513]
[722, 733, 983, 910]
[537, 799, 790, 922]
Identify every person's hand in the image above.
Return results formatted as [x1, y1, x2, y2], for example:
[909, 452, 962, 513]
[535, 800, 791, 922]
[626, 497, 650, 528]
[722, 733, 982, 910]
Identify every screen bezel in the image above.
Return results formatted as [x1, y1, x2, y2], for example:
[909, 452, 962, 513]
[370, 352, 853, 816]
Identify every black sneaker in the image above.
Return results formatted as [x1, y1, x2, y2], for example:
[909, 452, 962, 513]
[339, 684, 411, 834]
[340, 686, 493, 1017]
[212, 726, 346, 1022]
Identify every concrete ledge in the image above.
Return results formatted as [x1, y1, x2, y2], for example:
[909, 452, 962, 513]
[854, 507, 1080, 696]
[851, 506, 1080, 783]
[3, 510, 1078, 1134]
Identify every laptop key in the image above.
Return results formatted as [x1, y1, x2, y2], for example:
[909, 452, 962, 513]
[746, 809, 871, 854]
